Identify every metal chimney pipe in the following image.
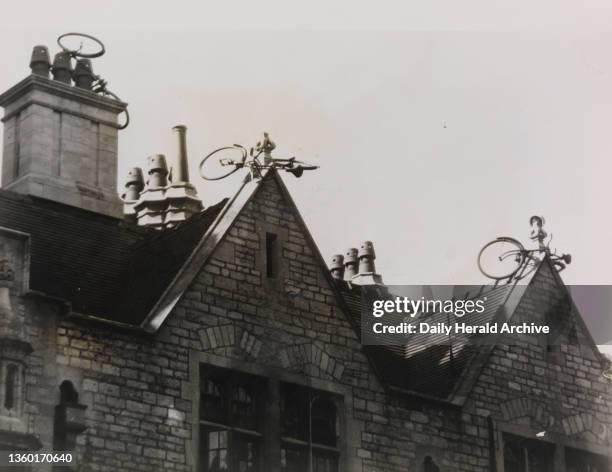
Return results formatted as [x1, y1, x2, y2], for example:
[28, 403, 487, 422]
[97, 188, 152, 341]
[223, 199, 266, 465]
[330, 254, 345, 280]
[172, 125, 190, 183]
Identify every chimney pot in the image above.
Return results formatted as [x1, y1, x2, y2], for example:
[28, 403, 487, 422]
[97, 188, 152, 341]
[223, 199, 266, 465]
[52, 52, 72, 84]
[124, 167, 144, 201]
[352, 241, 383, 285]
[147, 154, 169, 187]
[358, 240, 376, 259]
[344, 248, 358, 281]
[29, 45, 51, 78]
[172, 125, 190, 183]
[358, 240, 376, 274]
[330, 254, 345, 280]
[73, 59, 95, 90]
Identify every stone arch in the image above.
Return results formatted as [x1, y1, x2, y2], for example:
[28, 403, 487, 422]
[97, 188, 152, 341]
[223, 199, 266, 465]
[278, 343, 345, 381]
[198, 324, 263, 359]
[562, 412, 609, 443]
[499, 397, 551, 429]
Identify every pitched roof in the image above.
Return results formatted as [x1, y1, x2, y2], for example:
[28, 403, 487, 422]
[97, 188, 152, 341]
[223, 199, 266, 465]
[335, 270, 539, 403]
[0, 188, 226, 326]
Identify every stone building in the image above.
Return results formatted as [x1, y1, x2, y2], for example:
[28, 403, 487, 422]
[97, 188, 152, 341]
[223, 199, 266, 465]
[0, 42, 610, 472]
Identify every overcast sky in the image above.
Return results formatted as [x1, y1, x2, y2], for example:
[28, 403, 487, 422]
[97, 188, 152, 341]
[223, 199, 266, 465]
[1, 1, 612, 294]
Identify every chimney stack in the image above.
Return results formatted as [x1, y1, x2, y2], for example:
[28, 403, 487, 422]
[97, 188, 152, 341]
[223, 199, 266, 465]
[126, 126, 203, 229]
[0, 43, 127, 218]
[343, 248, 358, 281]
[329, 254, 345, 280]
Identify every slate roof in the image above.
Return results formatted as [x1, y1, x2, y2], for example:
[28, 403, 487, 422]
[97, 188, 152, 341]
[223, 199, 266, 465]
[335, 279, 527, 402]
[0, 189, 227, 326]
[1, 176, 604, 402]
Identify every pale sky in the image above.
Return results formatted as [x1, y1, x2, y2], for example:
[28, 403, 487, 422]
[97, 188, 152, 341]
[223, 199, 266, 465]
[2, 0, 612, 288]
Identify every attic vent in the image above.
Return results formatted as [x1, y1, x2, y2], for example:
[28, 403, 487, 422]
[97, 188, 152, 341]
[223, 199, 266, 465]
[266, 232, 278, 278]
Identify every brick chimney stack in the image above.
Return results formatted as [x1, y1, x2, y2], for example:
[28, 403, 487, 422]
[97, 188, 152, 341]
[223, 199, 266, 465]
[0, 45, 127, 218]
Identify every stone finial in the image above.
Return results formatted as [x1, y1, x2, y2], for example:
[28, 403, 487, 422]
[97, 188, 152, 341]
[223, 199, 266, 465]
[29, 45, 51, 78]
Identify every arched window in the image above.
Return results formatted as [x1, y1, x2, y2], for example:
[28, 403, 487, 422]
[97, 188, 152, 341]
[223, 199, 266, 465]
[423, 456, 440, 472]
[59, 380, 79, 404]
[4, 364, 18, 410]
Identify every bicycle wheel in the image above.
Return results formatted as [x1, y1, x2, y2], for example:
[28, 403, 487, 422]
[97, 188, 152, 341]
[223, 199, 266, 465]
[477, 237, 526, 280]
[57, 33, 106, 58]
[199, 146, 246, 181]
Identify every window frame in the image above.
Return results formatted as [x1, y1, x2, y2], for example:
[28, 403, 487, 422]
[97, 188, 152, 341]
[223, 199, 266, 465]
[495, 420, 612, 472]
[198, 365, 265, 472]
[194, 359, 346, 472]
[280, 382, 341, 472]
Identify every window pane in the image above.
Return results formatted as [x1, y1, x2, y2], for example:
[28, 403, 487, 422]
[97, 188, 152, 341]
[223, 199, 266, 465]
[201, 378, 226, 424]
[566, 447, 610, 472]
[234, 433, 258, 472]
[527, 441, 553, 472]
[281, 385, 307, 440]
[503, 435, 526, 472]
[281, 446, 307, 472]
[233, 385, 257, 431]
[313, 450, 338, 472]
[311, 396, 337, 447]
[503, 434, 554, 472]
[201, 428, 229, 472]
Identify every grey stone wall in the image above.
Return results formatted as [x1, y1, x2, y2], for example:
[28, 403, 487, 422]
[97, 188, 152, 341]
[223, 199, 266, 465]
[13, 176, 612, 471]
[0, 76, 124, 217]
